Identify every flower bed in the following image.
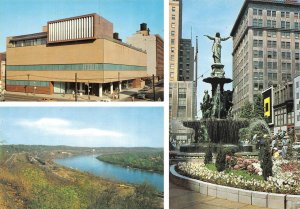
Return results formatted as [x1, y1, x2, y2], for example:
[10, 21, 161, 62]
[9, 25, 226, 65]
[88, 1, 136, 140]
[177, 160, 300, 195]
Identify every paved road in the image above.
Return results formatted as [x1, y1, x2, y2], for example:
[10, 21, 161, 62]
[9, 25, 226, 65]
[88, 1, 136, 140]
[3, 89, 163, 102]
[170, 183, 271, 209]
[3, 93, 70, 102]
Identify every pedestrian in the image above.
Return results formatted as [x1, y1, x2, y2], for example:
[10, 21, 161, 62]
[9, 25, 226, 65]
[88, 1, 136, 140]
[282, 135, 289, 159]
[271, 137, 277, 150]
[131, 96, 134, 102]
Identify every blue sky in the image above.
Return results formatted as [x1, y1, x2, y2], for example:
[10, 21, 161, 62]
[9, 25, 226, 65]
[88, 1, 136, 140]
[181, 0, 244, 116]
[0, 0, 164, 52]
[0, 107, 164, 148]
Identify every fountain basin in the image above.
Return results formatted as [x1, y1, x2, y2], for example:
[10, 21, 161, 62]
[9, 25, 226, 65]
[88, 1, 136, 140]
[183, 119, 249, 145]
[179, 143, 238, 154]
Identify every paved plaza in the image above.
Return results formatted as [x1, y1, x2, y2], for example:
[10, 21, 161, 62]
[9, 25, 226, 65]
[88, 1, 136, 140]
[170, 182, 271, 209]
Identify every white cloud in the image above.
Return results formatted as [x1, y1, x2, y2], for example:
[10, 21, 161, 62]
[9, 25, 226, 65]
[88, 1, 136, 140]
[17, 118, 123, 138]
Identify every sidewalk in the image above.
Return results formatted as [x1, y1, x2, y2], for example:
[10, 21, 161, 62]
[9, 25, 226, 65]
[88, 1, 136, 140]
[170, 183, 271, 209]
[5, 88, 142, 102]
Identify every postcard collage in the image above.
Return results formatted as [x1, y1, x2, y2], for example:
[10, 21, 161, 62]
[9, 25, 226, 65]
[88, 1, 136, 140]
[1, 0, 300, 209]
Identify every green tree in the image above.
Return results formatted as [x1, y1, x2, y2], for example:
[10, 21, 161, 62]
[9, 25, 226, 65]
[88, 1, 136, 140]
[239, 101, 254, 119]
[215, 149, 226, 172]
[239, 95, 264, 120]
[253, 94, 264, 119]
[261, 144, 273, 181]
[204, 145, 213, 165]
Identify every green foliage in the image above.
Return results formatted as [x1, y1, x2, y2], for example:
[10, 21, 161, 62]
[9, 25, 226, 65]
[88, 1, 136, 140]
[29, 185, 81, 209]
[261, 145, 273, 181]
[88, 187, 119, 209]
[204, 145, 213, 165]
[205, 163, 217, 171]
[239, 95, 264, 120]
[97, 151, 163, 173]
[258, 145, 265, 161]
[253, 94, 264, 119]
[225, 169, 264, 181]
[87, 183, 159, 209]
[215, 149, 226, 172]
[239, 127, 251, 142]
[239, 101, 254, 119]
[206, 164, 264, 181]
[1, 145, 162, 209]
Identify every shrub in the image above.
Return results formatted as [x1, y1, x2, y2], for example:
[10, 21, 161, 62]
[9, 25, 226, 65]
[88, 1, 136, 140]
[215, 149, 226, 172]
[261, 145, 272, 181]
[204, 145, 213, 165]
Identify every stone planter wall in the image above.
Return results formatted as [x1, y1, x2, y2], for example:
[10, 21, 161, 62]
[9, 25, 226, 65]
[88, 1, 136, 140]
[170, 165, 300, 209]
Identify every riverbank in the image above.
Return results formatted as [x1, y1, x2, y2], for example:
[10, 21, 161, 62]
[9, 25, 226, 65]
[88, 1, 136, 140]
[0, 145, 163, 209]
[96, 151, 164, 174]
[55, 155, 164, 192]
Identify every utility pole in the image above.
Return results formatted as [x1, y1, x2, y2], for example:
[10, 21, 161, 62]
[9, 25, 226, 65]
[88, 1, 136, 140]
[194, 36, 199, 120]
[152, 74, 156, 101]
[118, 72, 120, 99]
[27, 74, 30, 95]
[75, 73, 78, 102]
[87, 81, 90, 101]
[195, 36, 198, 87]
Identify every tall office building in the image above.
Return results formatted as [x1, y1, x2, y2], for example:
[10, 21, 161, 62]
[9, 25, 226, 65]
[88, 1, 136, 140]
[231, 0, 300, 115]
[127, 23, 164, 79]
[169, 0, 182, 82]
[179, 39, 195, 81]
[294, 75, 300, 139]
[169, 81, 197, 120]
[169, 0, 197, 147]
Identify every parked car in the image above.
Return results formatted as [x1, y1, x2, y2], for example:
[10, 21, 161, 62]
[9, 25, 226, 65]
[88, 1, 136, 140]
[136, 93, 146, 99]
[142, 86, 151, 91]
[98, 98, 111, 102]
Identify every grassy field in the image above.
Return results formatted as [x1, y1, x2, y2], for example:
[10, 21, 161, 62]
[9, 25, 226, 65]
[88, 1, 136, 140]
[0, 145, 162, 209]
[96, 151, 164, 173]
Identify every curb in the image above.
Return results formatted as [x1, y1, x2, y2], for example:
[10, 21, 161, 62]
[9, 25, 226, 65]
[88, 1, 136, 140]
[170, 165, 300, 209]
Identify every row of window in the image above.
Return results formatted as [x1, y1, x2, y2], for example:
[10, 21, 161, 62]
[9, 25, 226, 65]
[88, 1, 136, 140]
[11, 38, 47, 48]
[253, 30, 300, 39]
[253, 61, 296, 70]
[6, 80, 49, 87]
[253, 72, 292, 81]
[253, 9, 299, 19]
[253, 18, 300, 29]
[7, 64, 147, 71]
[253, 39, 300, 49]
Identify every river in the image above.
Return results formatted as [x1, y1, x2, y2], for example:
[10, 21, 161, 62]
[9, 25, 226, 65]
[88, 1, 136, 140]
[54, 155, 164, 192]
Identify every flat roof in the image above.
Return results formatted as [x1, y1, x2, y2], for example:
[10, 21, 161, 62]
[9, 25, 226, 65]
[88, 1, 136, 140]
[48, 13, 97, 24]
